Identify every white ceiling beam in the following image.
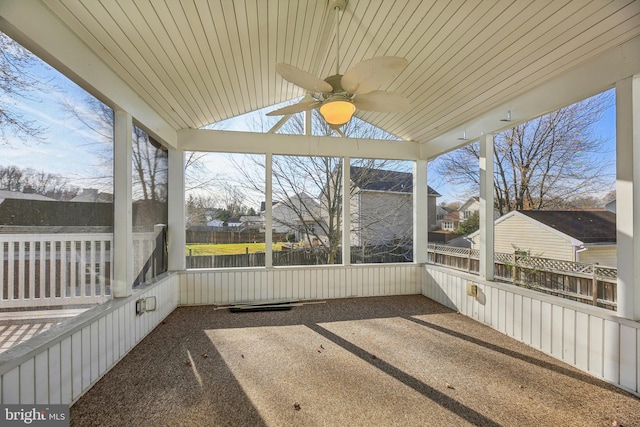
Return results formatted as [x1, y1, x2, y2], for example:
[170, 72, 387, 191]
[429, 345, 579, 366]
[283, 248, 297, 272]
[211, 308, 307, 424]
[422, 35, 640, 160]
[268, 115, 293, 133]
[178, 129, 421, 160]
[0, 0, 177, 148]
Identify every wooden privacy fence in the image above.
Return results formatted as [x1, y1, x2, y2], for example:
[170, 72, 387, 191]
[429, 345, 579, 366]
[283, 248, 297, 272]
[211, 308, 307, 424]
[427, 243, 617, 310]
[186, 249, 340, 268]
[186, 229, 287, 244]
[186, 245, 411, 268]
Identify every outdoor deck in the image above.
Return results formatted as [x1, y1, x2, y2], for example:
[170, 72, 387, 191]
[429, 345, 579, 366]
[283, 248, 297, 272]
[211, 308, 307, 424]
[0, 308, 89, 353]
[70, 295, 640, 427]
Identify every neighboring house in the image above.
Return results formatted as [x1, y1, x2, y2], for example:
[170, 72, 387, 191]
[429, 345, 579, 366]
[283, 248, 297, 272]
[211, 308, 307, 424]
[270, 168, 441, 246]
[272, 192, 321, 241]
[349, 166, 440, 246]
[260, 201, 278, 213]
[440, 211, 460, 232]
[459, 197, 480, 221]
[0, 201, 112, 229]
[469, 210, 617, 267]
[206, 219, 224, 227]
[239, 215, 263, 231]
[71, 188, 113, 203]
[435, 205, 448, 229]
[439, 196, 498, 232]
[226, 217, 241, 228]
[439, 197, 479, 232]
[0, 188, 55, 202]
[605, 199, 616, 213]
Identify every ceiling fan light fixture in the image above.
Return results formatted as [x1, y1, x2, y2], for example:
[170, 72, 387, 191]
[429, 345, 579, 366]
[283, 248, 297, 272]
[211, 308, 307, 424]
[319, 96, 355, 125]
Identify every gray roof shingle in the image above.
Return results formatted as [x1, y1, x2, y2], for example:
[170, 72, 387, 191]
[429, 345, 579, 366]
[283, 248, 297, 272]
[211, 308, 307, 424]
[350, 166, 440, 196]
[518, 210, 616, 244]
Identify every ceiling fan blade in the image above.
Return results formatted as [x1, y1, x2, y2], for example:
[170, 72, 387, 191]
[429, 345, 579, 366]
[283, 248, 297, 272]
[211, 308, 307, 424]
[341, 56, 408, 95]
[353, 91, 409, 112]
[266, 99, 322, 116]
[275, 63, 333, 93]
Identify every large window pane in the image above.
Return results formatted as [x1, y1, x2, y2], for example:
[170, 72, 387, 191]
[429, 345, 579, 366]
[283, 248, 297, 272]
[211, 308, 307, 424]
[428, 90, 617, 309]
[350, 159, 413, 263]
[0, 31, 113, 351]
[132, 126, 168, 287]
[272, 155, 342, 266]
[185, 153, 266, 268]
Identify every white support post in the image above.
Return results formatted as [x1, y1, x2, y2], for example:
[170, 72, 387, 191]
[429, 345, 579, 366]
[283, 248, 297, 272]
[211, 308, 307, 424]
[413, 160, 428, 264]
[616, 75, 640, 320]
[304, 108, 312, 136]
[479, 133, 495, 281]
[112, 111, 133, 298]
[167, 149, 185, 271]
[342, 157, 351, 265]
[265, 153, 273, 268]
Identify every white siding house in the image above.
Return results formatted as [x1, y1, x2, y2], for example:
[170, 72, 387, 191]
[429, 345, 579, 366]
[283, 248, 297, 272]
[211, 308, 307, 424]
[348, 167, 440, 246]
[470, 210, 617, 267]
[272, 192, 321, 240]
[459, 197, 480, 221]
[439, 197, 498, 232]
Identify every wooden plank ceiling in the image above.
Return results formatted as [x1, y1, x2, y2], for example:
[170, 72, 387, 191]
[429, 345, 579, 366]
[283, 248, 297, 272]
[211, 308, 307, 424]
[42, 0, 640, 145]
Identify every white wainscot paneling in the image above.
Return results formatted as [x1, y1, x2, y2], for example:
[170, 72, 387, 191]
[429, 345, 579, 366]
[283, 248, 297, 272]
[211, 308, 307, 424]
[179, 264, 420, 305]
[620, 325, 638, 392]
[423, 265, 640, 397]
[0, 273, 179, 405]
[575, 311, 590, 371]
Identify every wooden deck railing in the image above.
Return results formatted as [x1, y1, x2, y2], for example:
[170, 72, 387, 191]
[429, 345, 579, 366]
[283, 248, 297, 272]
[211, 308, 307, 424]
[427, 243, 617, 310]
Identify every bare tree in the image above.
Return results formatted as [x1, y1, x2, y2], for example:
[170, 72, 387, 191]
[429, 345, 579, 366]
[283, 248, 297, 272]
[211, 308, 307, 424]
[233, 110, 413, 264]
[186, 194, 218, 227]
[0, 165, 78, 200]
[220, 183, 247, 217]
[63, 96, 210, 201]
[64, 96, 168, 202]
[0, 31, 49, 144]
[602, 189, 616, 205]
[132, 127, 167, 201]
[60, 96, 114, 189]
[0, 165, 24, 191]
[23, 168, 78, 199]
[433, 91, 614, 215]
[185, 151, 221, 192]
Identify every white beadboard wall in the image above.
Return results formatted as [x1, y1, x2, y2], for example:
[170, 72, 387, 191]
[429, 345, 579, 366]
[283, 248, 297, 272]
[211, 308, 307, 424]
[0, 272, 179, 405]
[422, 264, 640, 397]
[179, 264, 421, 305]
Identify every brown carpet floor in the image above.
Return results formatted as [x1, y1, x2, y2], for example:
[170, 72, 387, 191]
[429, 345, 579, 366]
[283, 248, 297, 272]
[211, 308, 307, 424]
[70, 295, 640, 426]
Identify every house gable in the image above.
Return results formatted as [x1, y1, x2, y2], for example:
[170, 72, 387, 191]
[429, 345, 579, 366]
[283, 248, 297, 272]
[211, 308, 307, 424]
[469, 211, 578, 260]
[469, 210, 617, 262]
[459, 197, 480, 213]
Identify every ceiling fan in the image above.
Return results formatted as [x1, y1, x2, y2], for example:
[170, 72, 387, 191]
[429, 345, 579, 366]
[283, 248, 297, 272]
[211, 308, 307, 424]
[266, 0, 409, 128]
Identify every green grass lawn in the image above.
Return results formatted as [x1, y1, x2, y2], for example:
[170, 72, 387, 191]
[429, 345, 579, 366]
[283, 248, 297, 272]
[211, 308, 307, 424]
[186, 242, 288, 256]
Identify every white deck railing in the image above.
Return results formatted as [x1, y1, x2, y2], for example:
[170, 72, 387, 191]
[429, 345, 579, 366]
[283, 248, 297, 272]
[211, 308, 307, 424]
[1, 233, 112, 308]
[1, 230, 161, 309]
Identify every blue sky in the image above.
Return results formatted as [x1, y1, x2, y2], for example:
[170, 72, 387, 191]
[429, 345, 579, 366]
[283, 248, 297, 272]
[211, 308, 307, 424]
[1, 56, 113, 191]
